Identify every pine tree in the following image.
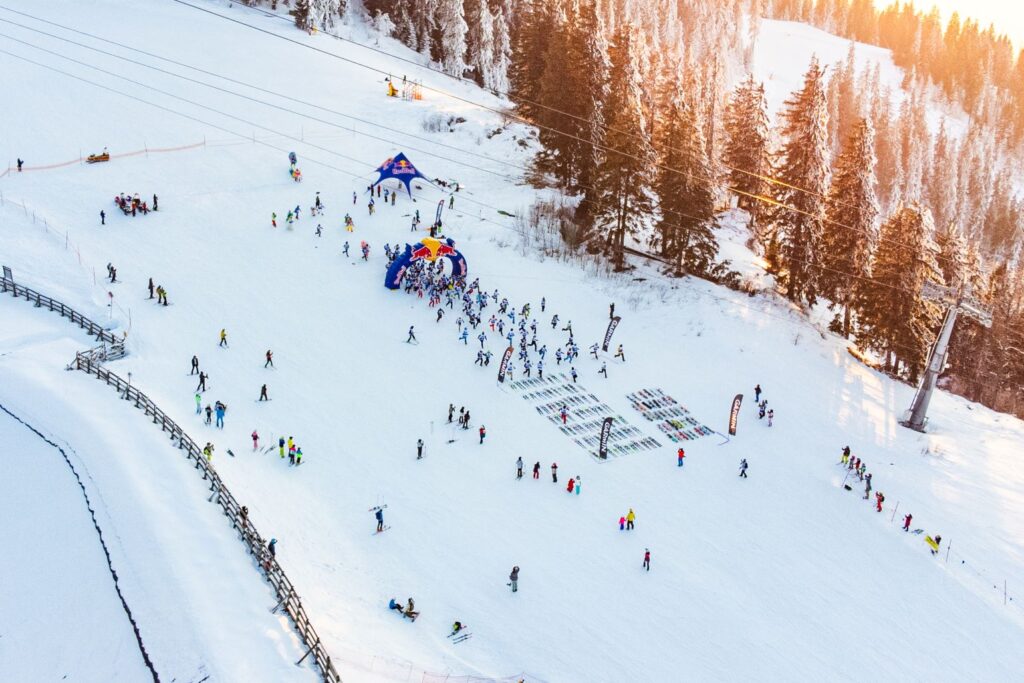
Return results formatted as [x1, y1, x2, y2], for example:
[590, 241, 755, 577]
[294, 0, 311, 30]
[490, 6, 511, 93]
[534, 0, 605, 192]
[508, 0, 550, 120]
[768, 57, 831, 306]
[653, 79, 717, 276]
[436, 0, 468, 76]
[856, 204, 942, 381]
[722, 74, 770, 213]
[591, 24, 654, 271]
[466, 0, 493, 88]
[820, 118, 879, 338]
[935, 222, 967, 288]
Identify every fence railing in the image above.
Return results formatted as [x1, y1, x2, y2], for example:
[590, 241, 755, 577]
[1, 274, 126, 359]
[70, 353, 341, 682]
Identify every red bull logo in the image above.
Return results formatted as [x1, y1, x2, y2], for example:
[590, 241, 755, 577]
[409, 237, 456, 263]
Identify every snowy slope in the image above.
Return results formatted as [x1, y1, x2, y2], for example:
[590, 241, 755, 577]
[2, 1, 1023, 682]
[0, 299, 317, 681]
[751, 19, 966, 136]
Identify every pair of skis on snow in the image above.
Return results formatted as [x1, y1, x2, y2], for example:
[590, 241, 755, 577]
[447, 629, 472, 644]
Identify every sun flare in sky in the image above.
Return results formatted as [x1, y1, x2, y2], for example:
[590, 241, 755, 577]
[916, 0, 1024, 49]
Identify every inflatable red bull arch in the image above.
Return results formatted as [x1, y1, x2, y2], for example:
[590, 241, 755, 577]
[384, 237, 468, 289]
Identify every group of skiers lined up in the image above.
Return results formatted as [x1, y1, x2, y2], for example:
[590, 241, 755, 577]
[276, 435, 303, 465]
[147, 277, 169, 305]
[194, 396, 228, 431]
[839, 445, 937, 551]
[101, 192, 157, 223]
[753, 384, 774, 426]
[513, 457, 583, 493]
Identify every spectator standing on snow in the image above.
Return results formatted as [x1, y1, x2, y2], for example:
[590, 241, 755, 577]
[219, 329, 228, 347]
[739, 459, 748, 478]
[903, 514, 913, 532]
[417, 438, 424, 460]
[191, 355, 199, 375]
[626, 508, 636, 530]
[551, 462, 558, 483]
[508, 566, 519, 592]
[754, 384, 762, 402]
[677, 448, 685, 467]
[516, 457, 523, 479]
[643, 548, 651, 571]
[259, 384, 269, 401]
[265, 350, 274, 368]
[532, 461, 540, 479]
[478, 425, 486, 444]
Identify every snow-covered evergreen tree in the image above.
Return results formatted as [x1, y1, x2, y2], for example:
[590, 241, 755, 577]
[591, 24, 654, 271]
[722, 74, 770, 212]
[768, 56, 831, 306]
[490, 6, 512, 93]
[857, 204, 942, 381]
[436, 0, 468, 76]
[534, 0, 606, 192]
[653, 75, 718, 276]
[508, 0, 551, 120]
[466, 0, 495, 87]
[820, 117, 879, 337]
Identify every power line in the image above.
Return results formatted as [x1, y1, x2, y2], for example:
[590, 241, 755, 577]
[153, 0, 958, 267]
[0, 45, 933, 358]
[199, 0, 866, 217]
[0, 26, 930, 302]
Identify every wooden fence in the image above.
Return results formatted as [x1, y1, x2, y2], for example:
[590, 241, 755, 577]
[1, 274, 125, 359]
[71, 353, 342, 682]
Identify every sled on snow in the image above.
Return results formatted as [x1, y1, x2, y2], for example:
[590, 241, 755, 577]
[86, 152, 110, 164]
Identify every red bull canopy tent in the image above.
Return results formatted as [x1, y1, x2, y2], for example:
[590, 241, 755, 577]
[370, 152, 428, 197]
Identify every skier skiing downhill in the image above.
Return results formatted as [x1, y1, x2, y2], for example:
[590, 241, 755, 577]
[407, 326, 417, 343]
[375, 507, 385, 532]
[739, 459, 749, 478]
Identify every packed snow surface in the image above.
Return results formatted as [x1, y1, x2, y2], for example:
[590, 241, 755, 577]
[1, 1, 1022, 681]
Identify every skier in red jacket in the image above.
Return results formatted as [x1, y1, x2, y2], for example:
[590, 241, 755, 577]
[677, 448, 685, 467]
[903, 513, 913, 532]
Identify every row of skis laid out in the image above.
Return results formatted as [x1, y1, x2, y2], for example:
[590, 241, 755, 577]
[627, 388, 714, 442]
[510, 374, 659, 459]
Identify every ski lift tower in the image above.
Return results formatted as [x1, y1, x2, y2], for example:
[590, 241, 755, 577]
[900, 281, 992, 432]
